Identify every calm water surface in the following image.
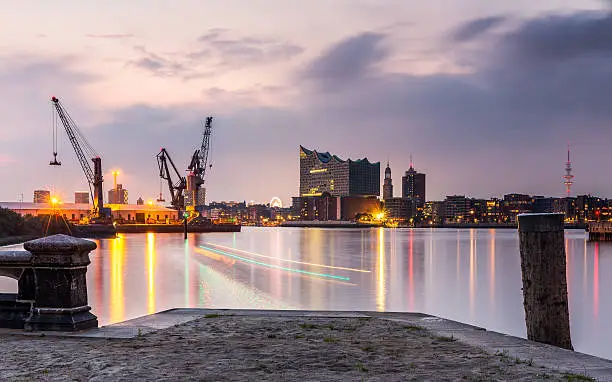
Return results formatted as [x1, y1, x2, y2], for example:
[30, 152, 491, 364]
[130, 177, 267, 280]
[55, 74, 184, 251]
[1, 228, 608, 359]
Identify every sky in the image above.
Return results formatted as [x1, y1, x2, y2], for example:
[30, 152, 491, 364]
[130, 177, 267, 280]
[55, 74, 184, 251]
[0, 0, 611, 206]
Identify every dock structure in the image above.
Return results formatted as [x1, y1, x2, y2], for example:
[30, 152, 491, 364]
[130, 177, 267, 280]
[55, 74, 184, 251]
[588, 222, 612, 241]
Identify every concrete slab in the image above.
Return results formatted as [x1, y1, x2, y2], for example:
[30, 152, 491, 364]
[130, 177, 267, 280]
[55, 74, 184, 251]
[0, 308, 610, 380]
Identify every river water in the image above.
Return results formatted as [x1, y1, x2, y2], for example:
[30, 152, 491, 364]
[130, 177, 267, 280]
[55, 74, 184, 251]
[0, 228, 608, 359]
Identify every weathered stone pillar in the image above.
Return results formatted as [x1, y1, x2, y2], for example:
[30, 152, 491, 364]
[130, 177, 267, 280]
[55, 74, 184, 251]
[22, 234, 98, 331]
[0, 251, 34, 329]
[518, 213, 573, 350]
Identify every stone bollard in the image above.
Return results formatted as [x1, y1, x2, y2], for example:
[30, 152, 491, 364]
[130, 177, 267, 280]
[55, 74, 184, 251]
[517, 213, 573, 350]
[22, 234, 98, 331]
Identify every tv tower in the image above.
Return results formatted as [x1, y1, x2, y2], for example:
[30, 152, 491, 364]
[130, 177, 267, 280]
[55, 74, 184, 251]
[562, 144, 574, 196]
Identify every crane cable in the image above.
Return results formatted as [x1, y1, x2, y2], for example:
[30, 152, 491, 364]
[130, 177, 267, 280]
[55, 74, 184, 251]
[51, 104, 57, 157]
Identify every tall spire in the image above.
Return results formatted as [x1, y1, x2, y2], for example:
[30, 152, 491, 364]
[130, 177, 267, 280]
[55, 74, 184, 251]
[409, 154, 413, 169]
[563, 143, 574, 196]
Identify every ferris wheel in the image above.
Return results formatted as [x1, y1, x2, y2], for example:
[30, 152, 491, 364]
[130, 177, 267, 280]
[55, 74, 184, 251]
[270, 197, 283, 208]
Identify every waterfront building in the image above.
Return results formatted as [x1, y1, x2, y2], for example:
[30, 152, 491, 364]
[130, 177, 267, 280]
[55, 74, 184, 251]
[0, 201, 178, 223]
[532, 196, 557, 214]
[384, 197, 411, 221]
[444, 195, 469, 223]
[401, 163, 426, 210]
[293, 194, 340, 221]
[33, 190, 51, 204]
[470, 199, 487, 223]
[299, 146, 380, 198]
[486, 198, 503, 223]
[341, 196, 381, 220]
[575, 195, 607, 223]
[74, 191, 89, 204]
[246, 204, 271, 225]
[424, 201, 446, 224]
[107, 203, 178, 223]
[502, 194, 532, 223]
[185, 188, 206, 208]
[1, 202, 90, 222]
[382, 162, 393, 200]
[553, 197, 577, 222]
[108, 184, 128, 204]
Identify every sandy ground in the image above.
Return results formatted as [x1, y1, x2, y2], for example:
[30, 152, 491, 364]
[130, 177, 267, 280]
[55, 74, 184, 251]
[0, 315, 584, 381]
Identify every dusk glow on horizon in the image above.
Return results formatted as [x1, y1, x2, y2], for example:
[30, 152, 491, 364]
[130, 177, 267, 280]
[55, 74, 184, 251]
[1, 0, 611, 205]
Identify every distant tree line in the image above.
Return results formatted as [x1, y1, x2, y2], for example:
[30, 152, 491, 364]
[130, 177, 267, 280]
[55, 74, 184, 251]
[0, 207, 47, 242]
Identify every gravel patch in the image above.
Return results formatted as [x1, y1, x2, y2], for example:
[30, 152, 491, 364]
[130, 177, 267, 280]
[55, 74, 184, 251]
[0, 315, 582, 381]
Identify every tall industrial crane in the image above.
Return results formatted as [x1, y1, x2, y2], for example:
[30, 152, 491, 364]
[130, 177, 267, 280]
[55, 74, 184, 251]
[187, 116, 213, 189]
[156, 148, 186, 211]
[49, 96, 106, 219]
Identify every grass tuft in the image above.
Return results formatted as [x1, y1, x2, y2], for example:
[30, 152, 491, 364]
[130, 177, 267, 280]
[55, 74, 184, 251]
[432, 334, 456, 342]
[563, 374, 595, 381]
[355, 362, 368, 372]
[204, 314, 220, 318]
[299, 323, 319, 329]
[404, 325, 423, 331]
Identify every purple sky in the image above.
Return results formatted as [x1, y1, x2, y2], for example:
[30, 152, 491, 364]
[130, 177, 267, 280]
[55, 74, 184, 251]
[1, 0, 610, 206]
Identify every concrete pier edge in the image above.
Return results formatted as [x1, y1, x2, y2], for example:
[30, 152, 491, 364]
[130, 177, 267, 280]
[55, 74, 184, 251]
[0, 308, 610, 380]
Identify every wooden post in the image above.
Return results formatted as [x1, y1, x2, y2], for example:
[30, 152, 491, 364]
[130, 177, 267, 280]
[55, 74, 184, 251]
[518, 213, 573, 350]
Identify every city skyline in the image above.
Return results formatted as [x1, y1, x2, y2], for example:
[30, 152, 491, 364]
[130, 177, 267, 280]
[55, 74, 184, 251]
[1, 1, 611, 206]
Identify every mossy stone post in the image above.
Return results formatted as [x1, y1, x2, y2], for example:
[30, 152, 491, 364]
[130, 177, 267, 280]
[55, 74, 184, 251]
[22, 234, 98, 331]
[518, 213, 573, 350]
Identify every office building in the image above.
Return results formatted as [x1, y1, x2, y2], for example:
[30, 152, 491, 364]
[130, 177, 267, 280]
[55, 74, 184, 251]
[401, 163, 426, 209]
[33, 190, 51, 204]
[108, 184, 128, 204]
[74, 191, 89, 204]
[445, 195, 469, 223]
[299, 145, 380, 198]
[185, 188, 206, 208]
[384, 197, 411, 221]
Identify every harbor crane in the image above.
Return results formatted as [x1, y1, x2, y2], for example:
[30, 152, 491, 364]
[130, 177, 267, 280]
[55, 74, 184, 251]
[156, 117, 213, 212]
[187, 116, 214, 190]
[49, 96, 108, 220]
[156, 148, 186, 211]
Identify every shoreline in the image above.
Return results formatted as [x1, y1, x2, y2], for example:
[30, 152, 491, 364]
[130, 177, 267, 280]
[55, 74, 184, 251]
[0, 235, 39, 247]
[0, 309, 607, 380]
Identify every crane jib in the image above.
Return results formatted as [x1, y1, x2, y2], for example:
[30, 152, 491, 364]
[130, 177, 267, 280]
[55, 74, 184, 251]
[50, 97, 105, 218]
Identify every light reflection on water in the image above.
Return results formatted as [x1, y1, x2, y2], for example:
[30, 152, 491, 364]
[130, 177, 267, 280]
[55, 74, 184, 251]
[0, 227, 609, 359]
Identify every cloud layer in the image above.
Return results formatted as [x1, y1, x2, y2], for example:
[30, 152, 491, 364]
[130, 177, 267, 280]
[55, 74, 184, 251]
[2, 5, 612, 204]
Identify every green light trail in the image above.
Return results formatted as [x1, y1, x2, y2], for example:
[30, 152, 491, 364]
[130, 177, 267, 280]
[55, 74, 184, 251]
[199, 245, 351, 281]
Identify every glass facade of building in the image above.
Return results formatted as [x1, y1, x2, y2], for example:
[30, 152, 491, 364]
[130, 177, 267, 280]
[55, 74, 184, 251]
[299, 146, 379, 198]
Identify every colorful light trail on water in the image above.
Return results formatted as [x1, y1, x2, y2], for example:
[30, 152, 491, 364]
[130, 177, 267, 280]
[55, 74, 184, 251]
[198, 245, 351, 281]
[204, 243, 369, 274]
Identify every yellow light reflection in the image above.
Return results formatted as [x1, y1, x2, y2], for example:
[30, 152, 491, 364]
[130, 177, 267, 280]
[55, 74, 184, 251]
[469, 229, 476, 316]
[147, 232, 156, 314]
[376, 228, 386, 312]
[109, 234, 125, 323]
[408, 229, 414, 311]
[594, 243, 599, 318]
[489, 229, 496, 307]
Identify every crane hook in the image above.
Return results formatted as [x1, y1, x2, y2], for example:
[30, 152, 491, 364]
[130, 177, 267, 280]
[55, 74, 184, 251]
[49, 152, 61, 166]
